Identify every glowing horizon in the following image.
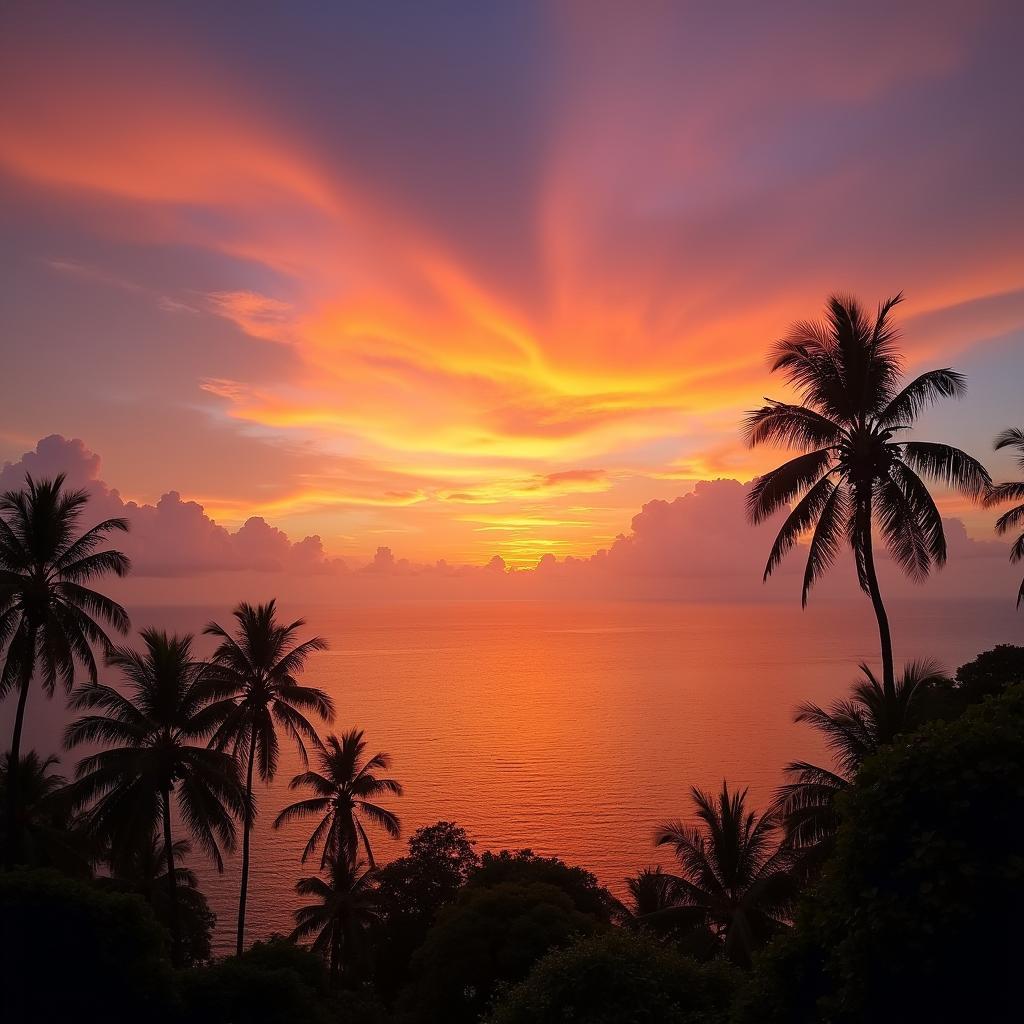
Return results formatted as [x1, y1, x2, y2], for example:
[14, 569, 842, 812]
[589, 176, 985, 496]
[2, 3, 1023, 568]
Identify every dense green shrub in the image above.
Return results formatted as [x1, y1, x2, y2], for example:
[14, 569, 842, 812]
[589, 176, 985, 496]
[402, 881, 600, 1023]
[737, 686, 1024, 1023]
[0, 869, 177, 1022]
[487, 930, 736, 1024]
[372, 821, 479, 999]
[469, 849, 615, 920]
[178, 939, 331, 1024]
[955, 643, 1024, 701]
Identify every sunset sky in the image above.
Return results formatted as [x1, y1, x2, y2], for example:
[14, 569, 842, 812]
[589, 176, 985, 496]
[2, 1, 1023, 573]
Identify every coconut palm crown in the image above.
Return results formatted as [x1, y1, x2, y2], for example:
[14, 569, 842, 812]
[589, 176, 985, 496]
[655, 782, 794, 966]
[274, 728, 401, 869]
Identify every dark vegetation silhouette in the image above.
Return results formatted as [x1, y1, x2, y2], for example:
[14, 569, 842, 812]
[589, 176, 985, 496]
[204, 599, 334, 956]
[274, 728, 402, 869]
[291, 852, 380, 988]
[0, 473, 130, 864]
[985, 426, 1024, 606]
[744, 293, 989, 690]
[102, 834, 217, 965]
[773, 659, 948, 873]
[64, 628, 246, 966]
[0, 302, 1019, 1022]
[654, 783, 795, 967]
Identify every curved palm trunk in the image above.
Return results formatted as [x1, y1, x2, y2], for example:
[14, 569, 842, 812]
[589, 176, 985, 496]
[162, 785, 183, 967]
[857, 495, 895, 693]
[236, 732, 257, 957]
[5, 625, 36, 868]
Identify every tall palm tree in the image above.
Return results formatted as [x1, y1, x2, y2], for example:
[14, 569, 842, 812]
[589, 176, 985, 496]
[274, 729, 401, 869]
[0, 474, 130, 864]
[655, 782, 794, 966]
[64, 629, 245, 966]
[204, 600, 334, 956]
[984, 427, 1024, 607]
[291, 852, 380, 988]
[775, 659, 946, 870]
[744, 294, 989, 690]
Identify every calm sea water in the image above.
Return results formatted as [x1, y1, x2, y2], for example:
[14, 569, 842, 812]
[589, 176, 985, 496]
[8, 597, 1021, 954]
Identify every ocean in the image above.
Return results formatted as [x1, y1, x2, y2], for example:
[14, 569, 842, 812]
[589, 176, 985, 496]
[8, 596, 1020, 954]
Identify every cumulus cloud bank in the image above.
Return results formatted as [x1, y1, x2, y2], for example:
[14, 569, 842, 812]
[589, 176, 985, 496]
[0, 435, 1015, 606]
[0, 435, 337, 577]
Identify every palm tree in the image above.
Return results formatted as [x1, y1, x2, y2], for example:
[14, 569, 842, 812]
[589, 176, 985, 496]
[274, 729, 401, 869]
[984, 428, 1024, 607]
[0, 751, 90, 874]
[625, 866, 681, 917]
[64, 628, 245, 966]
[775, 659, 946, 870]
[655, 782, 794, 966]
[204, 600, 334, 956]
[0, 474, 130, 864]
[744, 294, 989, 691]
[291, 852, 380, 988]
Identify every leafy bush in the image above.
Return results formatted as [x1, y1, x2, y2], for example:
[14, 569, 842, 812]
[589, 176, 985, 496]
[487, 930, 736, 1024]
[178, 939, 331, 1024]
[402, 881, 600, 1023]
[737, 686, 1024, 1023]
[955, 643, 1024, 701]
[0, 869, 177, 1022]
[372, 821, 479, 999]
[469, 849, 615, 920]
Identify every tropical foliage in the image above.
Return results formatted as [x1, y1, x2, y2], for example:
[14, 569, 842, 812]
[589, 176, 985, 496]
[985, 426, 1024, 606]
[655, 783, 795, 966]
[291, 853, 381, 988]
[0, 750, 89, 874]
[274, 728, 402, 869]
[64, 629, 245, 965]
[775, 660, 947, 867]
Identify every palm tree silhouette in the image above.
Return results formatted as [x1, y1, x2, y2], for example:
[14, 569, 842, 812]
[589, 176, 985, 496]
[0, 474, 130, 864]
[744, 294, 989, 690]
[64, 629, 245, 966]
[984, 428, 1024, 607]
[204, 600, 334, 956]
[291, 852, 380, 988]
[274, 729, 401, 869]
[775, 659, 946, 869]
[0, 751, 89, 874]
[655, 782, 794, 966]
[625, 866, 681, 917]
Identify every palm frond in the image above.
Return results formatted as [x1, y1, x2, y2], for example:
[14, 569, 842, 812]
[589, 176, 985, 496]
[900, 441, 991, 497]
[746, 449, 834, 524]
